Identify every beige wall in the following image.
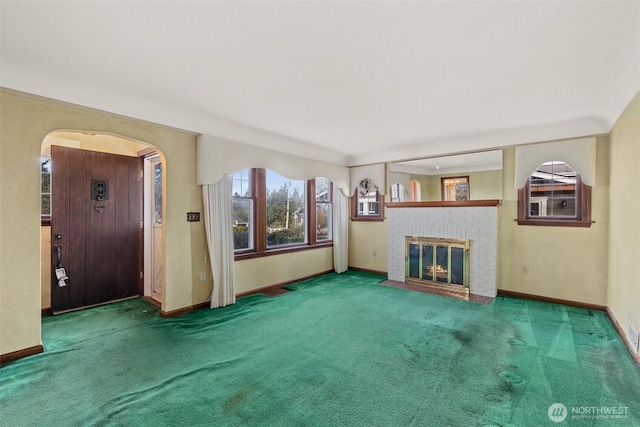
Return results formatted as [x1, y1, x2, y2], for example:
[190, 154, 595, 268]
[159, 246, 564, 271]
[348, 220, 388, 273]
[1, 89, 347, 356]
[0, 89, 205, 355]
[235, 247, 334, 294]
[498, 140, 610, 305]
[607, 92, 640, 351]
[410, 170, 502, 201]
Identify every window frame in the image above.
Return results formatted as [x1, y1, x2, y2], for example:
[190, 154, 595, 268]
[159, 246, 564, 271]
[234, 169, 333, 260]
[310, 178, 333, 243]
[350, 187, 384, 222]
[517, 174, 593, 228]
[231, 169, 255, 253]
[41, 157, 51, 226]
[441, 176, 470, 201]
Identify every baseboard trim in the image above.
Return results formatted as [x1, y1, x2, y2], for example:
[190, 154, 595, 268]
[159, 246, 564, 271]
[347, 266, 388, 277]
[236, 269, 335, 298]
[1, 344, 44, 365]
[606, 307, 640, 369]
[497, 289, 607, 312]
[160, 270, 337, 316]
[41, 307, 52, 316]
[159, 301, 209, 318]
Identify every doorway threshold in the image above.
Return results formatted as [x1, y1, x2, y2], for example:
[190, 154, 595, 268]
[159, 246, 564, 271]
[52, 295, 140, 315]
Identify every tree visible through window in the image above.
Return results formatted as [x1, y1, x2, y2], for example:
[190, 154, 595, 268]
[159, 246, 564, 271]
[266, 171, 306, 247]
[232, 169, 253, 251]
[41, 157, 51, 221]
[231, 168, 333, 255]
[315, 177, 332, 241]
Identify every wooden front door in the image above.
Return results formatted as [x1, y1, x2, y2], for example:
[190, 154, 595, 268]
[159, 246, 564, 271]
[51, 146, 143, 313]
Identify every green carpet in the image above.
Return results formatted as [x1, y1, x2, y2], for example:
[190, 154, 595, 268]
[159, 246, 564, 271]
[1, 271, 639, 426]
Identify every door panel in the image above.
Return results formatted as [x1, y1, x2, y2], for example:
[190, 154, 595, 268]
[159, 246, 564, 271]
[51, 146, 142, 313]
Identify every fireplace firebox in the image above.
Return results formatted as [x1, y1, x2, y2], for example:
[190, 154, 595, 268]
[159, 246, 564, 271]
[405, 237, 469, 291]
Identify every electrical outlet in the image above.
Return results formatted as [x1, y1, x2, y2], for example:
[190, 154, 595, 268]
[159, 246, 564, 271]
[200, 272, 206, 281]
[521, 266, 529, 274]
[373, 250, 377, 257]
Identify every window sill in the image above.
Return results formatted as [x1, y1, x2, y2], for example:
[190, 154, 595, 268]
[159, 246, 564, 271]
[234, 241, 333, 261]
[350, 216, 385, 222]
[516, 219, 594, 228]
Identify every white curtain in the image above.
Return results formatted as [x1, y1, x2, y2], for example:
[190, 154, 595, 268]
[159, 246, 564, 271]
[332, 184, 349, 274]
[202, 175, 236, 308]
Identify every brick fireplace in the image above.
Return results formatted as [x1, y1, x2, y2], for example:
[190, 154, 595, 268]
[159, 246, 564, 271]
[386, 201, 500, 298]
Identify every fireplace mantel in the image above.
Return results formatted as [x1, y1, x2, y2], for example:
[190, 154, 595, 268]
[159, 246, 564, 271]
[385, 199, 501, 208]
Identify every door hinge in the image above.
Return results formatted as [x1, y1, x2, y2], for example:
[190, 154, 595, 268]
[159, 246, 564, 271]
[140, 271, 144, 279]
[140, 169, 144, 179]
[140, 220, 144, 229]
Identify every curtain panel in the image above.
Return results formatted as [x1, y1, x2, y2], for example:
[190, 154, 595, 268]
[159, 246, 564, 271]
[202, 175, 236, 308]
[332, 183, 349, 273]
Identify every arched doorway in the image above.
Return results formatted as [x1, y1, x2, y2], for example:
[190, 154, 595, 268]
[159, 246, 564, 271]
[40, 131, 166, 313]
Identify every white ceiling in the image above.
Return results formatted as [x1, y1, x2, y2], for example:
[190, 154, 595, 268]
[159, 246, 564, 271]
[390, 150, 502, 176]
[1, 1, 638, 167]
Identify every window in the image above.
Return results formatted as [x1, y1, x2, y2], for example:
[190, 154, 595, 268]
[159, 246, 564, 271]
[441, 176, 470, 201]
[266, 170, 306, 248]
[351, 178, 384, 221]
[232, 169, 254, 251]
[232, 168, 333, 257]
[41, 157, 51, 225]
[314, 177, 332, 242]
[390, 183, 407, 202]
[517, 161, 593, 227]
[153, 161, 163, 225]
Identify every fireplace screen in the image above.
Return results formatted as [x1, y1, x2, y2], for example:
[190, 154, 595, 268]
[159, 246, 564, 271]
[406, 237, 469, 287]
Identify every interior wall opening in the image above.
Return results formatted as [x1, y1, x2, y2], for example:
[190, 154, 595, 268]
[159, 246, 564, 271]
[40, 131, 166, 313]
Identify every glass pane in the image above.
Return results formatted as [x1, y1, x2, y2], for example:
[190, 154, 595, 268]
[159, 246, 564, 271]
[435, 246, 449, 283]
[390, 183, 406, 202]
[530, 202, 540, 216]
[529, 161, 577, 218]
[316, 202, 331, 241]
[316, 177, 330, 202]
[41, 158, 52, 174]
[550, 197, 576, 217]
[357, 190, 379, 216]
[266, 170, 306, 247]
[41, 194, 50, 216]
[232, 169, 251, 197]
[232, 198, 253, 250]
[41, 158, 52, 216]
[450, 247, 464, 285]
[153, 162, 162, 225]
[442, 177, 469, 201]
[422, 245, 434, 281]
[41, 172, 50, 194]
[408, 243, 420, 278]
